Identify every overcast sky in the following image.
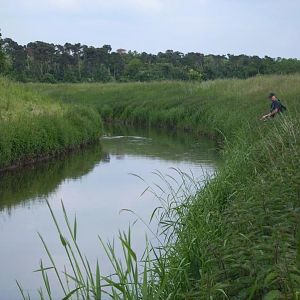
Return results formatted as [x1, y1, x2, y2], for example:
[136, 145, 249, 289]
[1, 0, 299, 58]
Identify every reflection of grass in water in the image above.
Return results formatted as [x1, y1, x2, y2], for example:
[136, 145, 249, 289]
[0, 127, 216, 214]
[0, 142, 102, 212]
[102, 124, 220, 164]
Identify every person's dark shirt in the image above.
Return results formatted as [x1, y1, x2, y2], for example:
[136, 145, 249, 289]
[270, 100, 281, 112]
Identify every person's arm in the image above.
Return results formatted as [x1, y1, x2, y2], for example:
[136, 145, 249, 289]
[261, 108, 279, 120]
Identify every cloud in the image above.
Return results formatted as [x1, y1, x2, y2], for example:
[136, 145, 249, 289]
[21, 0, 164, 14]
[1, 0, 299, 57]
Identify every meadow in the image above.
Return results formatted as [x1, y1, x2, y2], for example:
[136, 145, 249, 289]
[5, 75, 300, 298]
[34, 75, 299, 136]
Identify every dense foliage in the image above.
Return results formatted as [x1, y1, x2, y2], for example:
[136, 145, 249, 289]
[1, 35, 300, 83]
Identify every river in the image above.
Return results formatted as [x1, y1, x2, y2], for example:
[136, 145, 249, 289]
[0, 125, 220, 299]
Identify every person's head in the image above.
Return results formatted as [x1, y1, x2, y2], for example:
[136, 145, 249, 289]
[268, 92, 276, 101]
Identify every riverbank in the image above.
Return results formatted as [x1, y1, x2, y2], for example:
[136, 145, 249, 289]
[33, 75, 300, 298]
[0, 77, 103, 171]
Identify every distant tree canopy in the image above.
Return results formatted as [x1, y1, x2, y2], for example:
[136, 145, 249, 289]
[0, 31, 8, 73]
[1, 36, 300, 83]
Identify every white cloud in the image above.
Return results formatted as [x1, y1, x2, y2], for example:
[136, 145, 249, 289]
[20, 0, 165, 14]
[1, 0, 299, 57]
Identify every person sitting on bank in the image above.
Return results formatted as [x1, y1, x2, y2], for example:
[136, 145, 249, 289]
[261, 92, 284, 120]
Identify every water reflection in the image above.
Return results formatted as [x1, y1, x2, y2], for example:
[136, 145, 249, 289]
[103, 124, 219, 163]
[0, 126, 219, 213]
[0, 142, 103, 213]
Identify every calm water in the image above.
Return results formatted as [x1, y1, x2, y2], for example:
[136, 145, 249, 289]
[0, 126, 220, 299]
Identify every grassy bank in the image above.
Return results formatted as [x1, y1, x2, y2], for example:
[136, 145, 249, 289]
[23, 75, 300, 298]
[0, 77, 102, 170]
[34, 75, 298, 141]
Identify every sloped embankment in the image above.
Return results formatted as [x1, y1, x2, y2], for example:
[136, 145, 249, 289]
[0, 78, 102, 171]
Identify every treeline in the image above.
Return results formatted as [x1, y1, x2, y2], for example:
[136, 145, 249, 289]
[1, 33, 300, 83]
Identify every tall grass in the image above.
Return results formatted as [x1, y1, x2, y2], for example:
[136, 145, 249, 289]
[161, 116, 300, 299]
[32, 75, 299, 139]
[18, 74, 300, 298]
[0, 77, 102, 170]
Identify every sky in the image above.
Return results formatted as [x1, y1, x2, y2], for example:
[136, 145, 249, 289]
[1, 0, 300, 58]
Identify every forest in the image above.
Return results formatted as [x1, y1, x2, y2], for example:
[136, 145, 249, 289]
[1, 32, 300, 83]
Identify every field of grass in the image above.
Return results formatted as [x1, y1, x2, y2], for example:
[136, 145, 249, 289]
[34, 75, 298, 137]
[17, 75, 300, 299]
[0, 77, 102, 170]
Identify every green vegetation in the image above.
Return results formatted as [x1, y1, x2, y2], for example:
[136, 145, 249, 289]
[17, 75, 300, 298]
[33, 74, 298, 139]
[1, 35, 300, 82]
[0, 77, 102, 170]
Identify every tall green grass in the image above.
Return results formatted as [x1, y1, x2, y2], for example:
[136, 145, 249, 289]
[19, 75, 300, 298]
[0, 77, 102, 170]
[32, 75, 299, 138]
[160, 116, 300, 299]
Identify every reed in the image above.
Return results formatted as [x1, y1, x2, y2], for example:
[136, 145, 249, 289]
[32, 74, 299, 139]
[17, 199, 167, 300]
[162, 116, 300, 299]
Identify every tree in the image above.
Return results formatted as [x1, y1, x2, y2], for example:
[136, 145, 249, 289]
[2, 35, 300, 83]
[109, 52, 125, 80]
[0, 30, 7, 73]
[95, 64, 112, 82]
[2, 38, 27, 80]
[125, 58, 142, 80]
[26, 41, 56, 80]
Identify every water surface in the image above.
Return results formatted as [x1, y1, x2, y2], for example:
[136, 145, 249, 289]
[0, 126, 220, 299]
